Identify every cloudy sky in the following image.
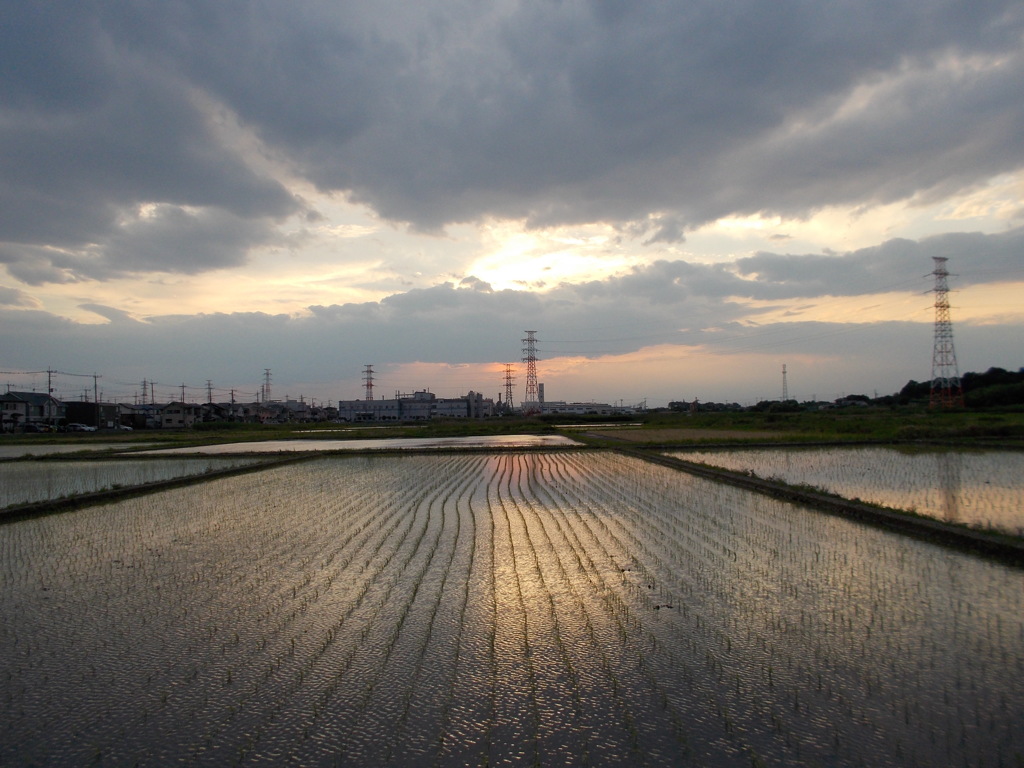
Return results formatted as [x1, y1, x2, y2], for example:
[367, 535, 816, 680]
[2, 1, 1022, 408]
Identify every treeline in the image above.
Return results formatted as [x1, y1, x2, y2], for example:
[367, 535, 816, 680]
[898, 367, 1024, 407]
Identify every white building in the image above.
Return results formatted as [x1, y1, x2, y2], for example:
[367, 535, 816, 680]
[337, 390, 494, 422]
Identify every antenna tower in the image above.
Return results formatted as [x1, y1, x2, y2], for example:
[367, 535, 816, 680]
[781, 363, 788, 402]
[929, 257, 964, 408]
[522, 331, 540, 414]
[263, 369, 272, 403]
[363, 365, 374, 401]
[503, 363, 516, 413]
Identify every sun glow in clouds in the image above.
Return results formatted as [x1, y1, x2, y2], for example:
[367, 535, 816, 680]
[467, 220, 633, 291]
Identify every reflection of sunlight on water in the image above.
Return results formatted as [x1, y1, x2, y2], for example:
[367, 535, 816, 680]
[137, 434, 581, 455]
[3, 452, 1022, 766]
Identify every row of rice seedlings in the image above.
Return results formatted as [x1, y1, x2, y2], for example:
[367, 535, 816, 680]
[528, 450, 958, 765]
[1, 458, 445, 764]
[384, 465, 481, 763]
[143, 465, 406, 761]
[195, 456, 469, 763]
[562, 451, 1024, 766]
[669, 447, 1024, 533]
[486, 455, 545, 765]
[515, 453, 693, 763]
[305, 455, 482, 766]
[532, 452, 753, 761]
[175, 461, 423, 760]
[0, 456, 452, 765]
[565, 454, 838, 759]
[431, 454, 507, 767]
[500, 454, 609, 765]
[161, 455, 474, 762]
[238, 455, 481, 765]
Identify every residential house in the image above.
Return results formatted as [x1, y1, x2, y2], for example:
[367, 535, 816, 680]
[160, 401, 202, 429]
[1, 391, 66, 431]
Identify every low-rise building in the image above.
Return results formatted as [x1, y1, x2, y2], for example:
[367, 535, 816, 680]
[160, 401, 202, 429]
[539, 400, 642, 416]
[337, 390, 495, 422]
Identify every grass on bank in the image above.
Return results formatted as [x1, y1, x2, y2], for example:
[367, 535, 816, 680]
[2, 406, 1022, 452]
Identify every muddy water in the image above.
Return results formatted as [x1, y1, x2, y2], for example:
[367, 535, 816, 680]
[1, 453, 1021, 766]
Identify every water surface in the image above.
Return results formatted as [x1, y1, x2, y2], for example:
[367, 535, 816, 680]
[1, 452, 1020, 766]
[669, 446, 1024, 534]
[139, 433, 580, 455]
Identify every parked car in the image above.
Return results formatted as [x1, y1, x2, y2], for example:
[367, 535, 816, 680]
[21, 423, 53, 433]
[65, 423, 94, 432]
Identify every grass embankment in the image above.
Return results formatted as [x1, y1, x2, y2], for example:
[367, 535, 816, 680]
[3, 406, 1021, 452]
[569, 407, 1024, 447]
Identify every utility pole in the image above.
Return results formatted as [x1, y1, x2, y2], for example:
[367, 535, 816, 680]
[929, 257, 964, 408]
[503, 363, 516, 414]
[522, 331, 540, 415]
[363, 365, 374, 401]
[263, 369, 273, 403]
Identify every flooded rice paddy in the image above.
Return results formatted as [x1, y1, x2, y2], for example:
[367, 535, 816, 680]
[139, 433, 580, 455]
[0, 442, 152, 459]
[668, 446, 1024, 535]
[1, 451, 1022, 766]
[0, 457, 267, 510]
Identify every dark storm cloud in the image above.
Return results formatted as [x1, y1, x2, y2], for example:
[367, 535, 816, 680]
[0, 1, 299, 281]
[4, 0, 1023, 278]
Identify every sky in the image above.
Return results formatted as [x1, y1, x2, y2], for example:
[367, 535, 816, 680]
[1, 0, 1022, 409]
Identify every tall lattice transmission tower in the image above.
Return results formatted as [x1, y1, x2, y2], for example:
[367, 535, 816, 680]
[522, 331, 540, 414]
[363, 364, 374, 401]
[781, 363, 789, 402]
[929, 257, 964, 408]
[263, 368, 272, 403]
[503, 363, 516, 413]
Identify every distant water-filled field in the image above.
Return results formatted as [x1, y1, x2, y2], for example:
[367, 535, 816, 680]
[0, 457, 267, 509]
[667, 446, 1024, 535]
[2, 452, 1021, 766]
